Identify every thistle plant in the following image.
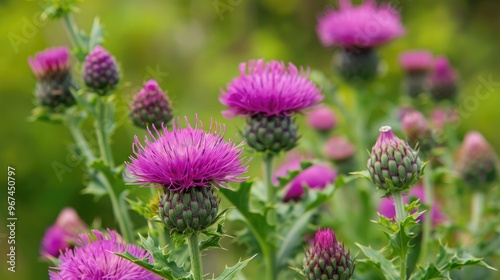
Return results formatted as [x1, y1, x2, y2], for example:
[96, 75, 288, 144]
[30, 1, 500, 280]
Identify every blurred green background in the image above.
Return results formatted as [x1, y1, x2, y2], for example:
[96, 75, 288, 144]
[1, 0, 499, 279]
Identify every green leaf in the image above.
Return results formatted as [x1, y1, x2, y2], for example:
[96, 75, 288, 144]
[212, 255, 256, 280]
[88, 17, 104, 50]
[276, 211, 314, 269]
[356, 243, 399, 280]
[81, 180, 107, 199]
[200, 220, 227, 252]
[219, 181, 274, 249]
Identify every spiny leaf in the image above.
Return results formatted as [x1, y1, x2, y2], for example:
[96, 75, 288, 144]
[212, 255, 256, 280]
[356, 243, 399, 280]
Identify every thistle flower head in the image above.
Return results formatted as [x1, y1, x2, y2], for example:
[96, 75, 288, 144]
[130, 79, 173, 129]
[456, 131, 498, 187]
[430, 56, 458, 101]
[399, 50, 434, 72]
[40, 208, 87, 259]
[304, 228, 355, 280]
[83, 46, 120, 94]
[125, 117, 248, 191]
[28, 46, 76, 109]
[285, 164, 336, 201]
[307, 105, 337, 132]
[28, 47, 70, 79]
[220, 59, 323, 118]
[367, 126, 422, 194]
[41, 225, 72, 258]
[317, 0, 405, 48]
[323, 135, 356, 162]
[49, 229, 160, 280]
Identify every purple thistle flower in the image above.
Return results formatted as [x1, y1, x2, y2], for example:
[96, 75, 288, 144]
[378, 185, 446, 226]
[28, 46, 77, 108]
[220, 59, 323, 118]
[28, 47, 70, 79]
[125, 117, 248, 191]
[430, 56, 459, 101]
[306, 105, 337, 132]
[317, 0, 405, 48]
[41, 225, 72, 259]
[456, 131, 498, 187]
[49, 229, 160, 280]
[40, 208, 87, 259]
[285, 164, 337, 201]
[399, 50, 434, 72]
[304, 228, 354, 280]
[401, 109, 431, 148]
[273, 154, 336, 201]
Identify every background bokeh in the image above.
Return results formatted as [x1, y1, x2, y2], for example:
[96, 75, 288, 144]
[1, 0, 499, 279]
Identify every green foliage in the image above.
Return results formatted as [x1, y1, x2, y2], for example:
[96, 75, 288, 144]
[42, 0, 82, 20]
[212, 255, 256, 280]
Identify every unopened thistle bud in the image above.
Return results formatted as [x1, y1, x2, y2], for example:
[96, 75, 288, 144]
[159, 187, 219, 233]
[28, 47, 77, 109]
[401, 110, 436, 154]
[83, 46, 120, 95]
[130, 80, 173, 129]
[456, 132, 498, 188]
[367, 126, 422, 194]
[430, 56, 458, 102]
[304, 228, 354, 280]
[243, 114, 298, 154]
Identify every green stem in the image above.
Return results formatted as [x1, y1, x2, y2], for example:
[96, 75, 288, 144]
[95, 97, 115, 168]
[264, 153, 275, 205]
[101, 176, 134, 242]
[393, 191, 407, 280]
[393, 191, 407, 222]
[262, 153, 277, 280]
[187, 233, 203, 280]
[470, 191, 485, 233]
[62, 14, 84, 51]
[66, 114, 95, 164]
[419, 167, 433, 264]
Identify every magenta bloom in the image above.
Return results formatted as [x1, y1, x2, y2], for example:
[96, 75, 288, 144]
[317, 0, 405, 48]
[399, 51, 434, 72]
[431, 57, 457, 85]
[126, 117, 248, 191]
[220, 59, 323, 118]
[49, 229, 160, 280]
[323, 135, 356, 162]
[273, 155, 336, 201]
[378, 185, 446, 226]
[40, 208, 87, 259]
[28, 47, 70, 79]
[41, 226, 72, 258]
[307, 105, 337, 132]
